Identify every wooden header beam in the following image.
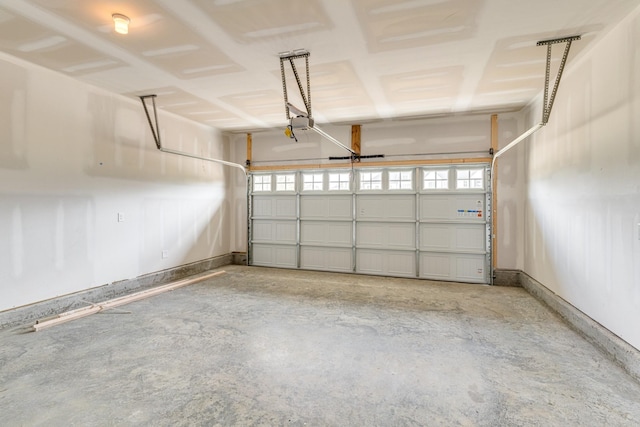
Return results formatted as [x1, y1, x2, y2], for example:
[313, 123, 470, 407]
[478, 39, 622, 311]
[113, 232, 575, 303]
[249, 157, 492, 172]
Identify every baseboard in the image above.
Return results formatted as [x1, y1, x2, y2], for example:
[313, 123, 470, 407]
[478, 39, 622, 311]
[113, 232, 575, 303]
[0, 253, 232, 330]
[492, 269, 521, 286]
[520, 271, 640, 383]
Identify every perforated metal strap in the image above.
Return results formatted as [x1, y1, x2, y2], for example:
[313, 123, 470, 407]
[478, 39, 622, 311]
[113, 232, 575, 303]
[279, 50, 312, 119]
[537, 35, 581, 124]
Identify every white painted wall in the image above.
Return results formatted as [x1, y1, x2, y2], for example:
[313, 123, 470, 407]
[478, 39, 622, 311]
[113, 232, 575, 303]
[0, 53, 232, 312]
[495, 114, 526, 270]
[523, 6, 640, 351]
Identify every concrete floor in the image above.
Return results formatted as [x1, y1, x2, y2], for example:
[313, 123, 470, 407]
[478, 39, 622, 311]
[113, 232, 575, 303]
[1, 265, 639, 426]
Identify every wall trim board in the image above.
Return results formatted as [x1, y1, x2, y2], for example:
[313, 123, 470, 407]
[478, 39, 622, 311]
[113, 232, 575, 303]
[0, 254, 232, 331]
[520, 271, 640, 383]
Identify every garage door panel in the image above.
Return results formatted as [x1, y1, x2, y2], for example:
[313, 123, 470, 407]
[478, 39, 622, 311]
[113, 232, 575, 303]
[420, 223, 485, 252]
[357, 222, 415, 249]
[358, 195, 415, 221]
[420, 194, 485, 221]
[357, 250, 383, 274]
[301, 246, 352, 272]
[328, 249, 352, 271]
[455, 196, 485, 220]
[455, 255, 486, 283]
[455, 226, 485, 251]
[389, 224, 415, 248]
[420, 196, 451, 220]
[253, 196, 296, 218]
[300, 197, 326, 218]
[387, 252, 416, 276]
[252, 244, 273, 266]
[252, 244, 297, 267]
[252, 220, 296, 243]
[301, 221, 352, 246]
[275, 198, 296, 217]
[276, 222, 297, 243]
[419, 252, 485, 283]
[356, 249, 415, 277]
[420, 225, 450, 250]
[420, 253, 451, 278]
[252, 197, 273, 217]
[252, 221, 273, 241]
[300, 196, 352, 220]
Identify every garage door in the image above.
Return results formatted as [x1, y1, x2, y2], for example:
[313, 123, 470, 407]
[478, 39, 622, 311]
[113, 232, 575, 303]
[249, 165, 491, 284]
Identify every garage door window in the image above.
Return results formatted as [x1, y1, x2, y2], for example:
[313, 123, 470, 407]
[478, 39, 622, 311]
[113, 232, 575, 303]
[456, 169, 484, 189]
[389, 170, 413, 190]
[276, 174, 296, 192]
[303, 173, 323, 191]
[359, 171, 382, 190]
[329, 172, 350, 191]
[253, 175, 271, 192]
[423, 169, 449, 190]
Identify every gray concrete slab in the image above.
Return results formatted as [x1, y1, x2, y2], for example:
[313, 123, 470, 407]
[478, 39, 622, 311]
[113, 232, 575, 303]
[1, 265, 639, 426]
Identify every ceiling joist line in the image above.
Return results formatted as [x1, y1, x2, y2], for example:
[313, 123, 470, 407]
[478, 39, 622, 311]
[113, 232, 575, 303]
[138, 95, 247, 175]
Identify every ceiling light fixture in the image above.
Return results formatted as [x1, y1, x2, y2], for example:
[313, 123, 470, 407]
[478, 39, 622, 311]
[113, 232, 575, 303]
[112, 13, 130, 35]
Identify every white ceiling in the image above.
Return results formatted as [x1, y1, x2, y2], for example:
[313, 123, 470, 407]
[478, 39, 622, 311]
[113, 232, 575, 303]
[0, 0, 637, 132]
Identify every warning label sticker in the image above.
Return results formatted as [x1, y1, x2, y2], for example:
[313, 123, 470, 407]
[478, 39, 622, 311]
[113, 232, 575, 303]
[457, 209, 483, 218]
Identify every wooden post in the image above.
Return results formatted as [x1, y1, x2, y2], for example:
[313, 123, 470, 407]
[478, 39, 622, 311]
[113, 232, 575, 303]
[246, 133, 252, 170]
[490, 114, 498, 270]
[351, 125, 361, 156]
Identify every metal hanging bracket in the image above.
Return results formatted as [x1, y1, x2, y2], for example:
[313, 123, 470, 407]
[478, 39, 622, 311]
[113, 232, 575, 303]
[279, 49, 311, 120]
[140, 95, 161, 149]
[139, 95, 247, 175]
[537, 35, 581, 124]
[492, 34, 582, 164]
[279, 50, 358, 156]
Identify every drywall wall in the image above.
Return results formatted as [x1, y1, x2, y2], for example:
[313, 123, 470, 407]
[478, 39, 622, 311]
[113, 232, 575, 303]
[229, 113, 523, 264]
[523, 5, 640, 351]
[0, 52, 231, 312]
[494, 114, 526, 270]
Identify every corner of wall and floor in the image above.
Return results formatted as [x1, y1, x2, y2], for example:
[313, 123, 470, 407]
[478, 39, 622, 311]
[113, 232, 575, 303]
[0, 254, 236, 331]
[495, 268, 640, 384]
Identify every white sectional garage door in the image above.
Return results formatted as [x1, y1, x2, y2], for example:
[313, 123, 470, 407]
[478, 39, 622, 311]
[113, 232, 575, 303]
[249, 165, 491, 284]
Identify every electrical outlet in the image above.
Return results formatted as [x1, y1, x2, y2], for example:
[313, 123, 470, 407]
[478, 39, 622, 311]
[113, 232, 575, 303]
[117, 212, 124, 222]
[162, 250, 169, 259]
